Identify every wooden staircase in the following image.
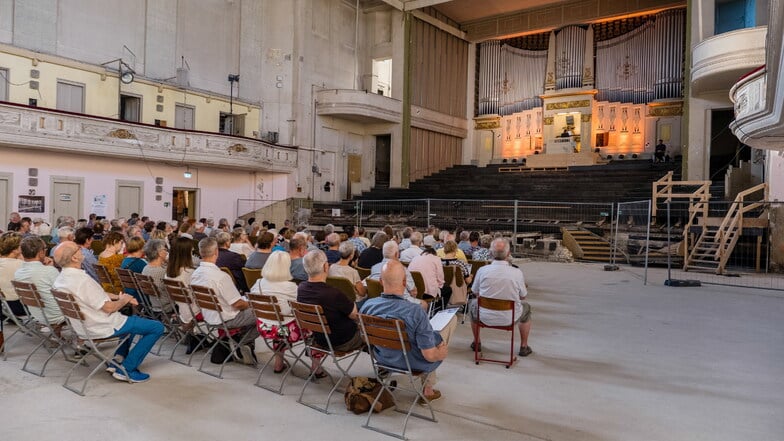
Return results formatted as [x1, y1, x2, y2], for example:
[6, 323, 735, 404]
[561, 227, 613, 262]
[684, 183, 768, 274]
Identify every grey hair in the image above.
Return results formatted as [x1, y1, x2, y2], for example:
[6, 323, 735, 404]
[326, 233, 341, 247]
[459, 230, 470, 241]
[303, 249, 327, 277]
[490, 238, 511, 260]
[381, 240, 399, 259]
[58, 226, 74, 241]
[143, 239, 168, 260]
[324, 224, 335, 235]
[199, 237, 218, 258]
[338, 240, 355, 259]
[215, 231, 232, 247]
[480, 234, 493, 248]
[410, 231, 423, 246]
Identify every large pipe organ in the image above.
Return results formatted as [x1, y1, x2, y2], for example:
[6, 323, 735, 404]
[476, 8, 685, 165]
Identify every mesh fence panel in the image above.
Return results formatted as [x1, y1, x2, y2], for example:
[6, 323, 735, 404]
[664, 200, 784, 291]
[613, 200, 652, 283]
[356, 199, 430, 230]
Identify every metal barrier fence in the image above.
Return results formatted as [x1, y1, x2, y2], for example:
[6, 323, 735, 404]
[612, 200, 652, 284]
[661, 200, 784, 291]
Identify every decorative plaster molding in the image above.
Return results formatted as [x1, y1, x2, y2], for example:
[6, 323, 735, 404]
[546, 100, 591, 110]
[474, 115, 501, 130]
[543, 116, 554, 125]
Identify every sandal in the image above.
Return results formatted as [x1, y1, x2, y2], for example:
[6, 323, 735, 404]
[313, 370, 328, 379]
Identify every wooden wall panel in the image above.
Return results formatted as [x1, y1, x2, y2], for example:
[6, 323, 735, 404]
[410, 127, 462, 181]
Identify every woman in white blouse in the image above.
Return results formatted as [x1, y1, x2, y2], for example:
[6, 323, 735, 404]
[228, 227, 255, 258]
[250, 250, 298, 373]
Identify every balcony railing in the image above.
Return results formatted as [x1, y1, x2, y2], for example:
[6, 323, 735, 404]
[691, 26, 767, 94]
[316, 89, 402, 124]
[0, 102, 297, 172]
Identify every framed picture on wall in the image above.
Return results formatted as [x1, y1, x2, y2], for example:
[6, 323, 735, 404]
[18, 195, 45, 213]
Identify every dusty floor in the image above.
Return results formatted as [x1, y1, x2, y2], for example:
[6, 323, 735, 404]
[1, 261, 782, 441]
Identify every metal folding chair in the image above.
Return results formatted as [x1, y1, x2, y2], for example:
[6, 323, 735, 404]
[326, 276, 358, 302]
[115, 268, 154, 318]
[358, 313, 438, 440]
[473, 297, 517, 368]
[134, 273, 180, 356]
[191, 284, 258, 379]
[0, 288, 40, 361]
[51, 289, 132, 396]
[289, 300, 362, 414]
[11, 281, 69, 377]
[162, 279, 210, 366]
[248, 293, 308, 394]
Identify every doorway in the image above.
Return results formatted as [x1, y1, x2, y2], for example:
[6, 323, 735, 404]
[172, 188, 199, 222]
[374, 134, 391, 189]
[0, 172, 10, 224]
[347, 154, 362, 199]
[116, 180, 144, 219]
[50, 176, 83, 221]
[710, 109, 748, 179]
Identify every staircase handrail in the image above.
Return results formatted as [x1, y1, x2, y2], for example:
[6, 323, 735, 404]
[715, 183, 767, 272]
[651, 172, 712, 217]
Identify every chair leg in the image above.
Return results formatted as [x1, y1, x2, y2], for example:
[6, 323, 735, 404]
[255, 341, 308, 394]
[62, 336, 131, 396]
[297, 349, 329, 412]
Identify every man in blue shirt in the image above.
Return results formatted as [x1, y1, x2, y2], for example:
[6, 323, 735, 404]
[360, 260, 456, 403]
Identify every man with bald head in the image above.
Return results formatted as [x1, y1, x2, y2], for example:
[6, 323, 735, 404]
[360, 260, 457, 403]
[52, 242, 164, 383]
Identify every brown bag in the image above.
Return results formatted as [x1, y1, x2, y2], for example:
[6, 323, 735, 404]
[344, 376, 395, 414]
[448, 266, 468, 305]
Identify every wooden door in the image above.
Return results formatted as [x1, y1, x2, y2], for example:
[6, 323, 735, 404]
[347, 154, 362, 199]
[51, 180, 81, 221]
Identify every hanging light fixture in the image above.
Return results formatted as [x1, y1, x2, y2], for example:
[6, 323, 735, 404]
[183, 167, 192, 179]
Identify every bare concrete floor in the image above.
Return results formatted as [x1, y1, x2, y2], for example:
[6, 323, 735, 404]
[1, 261, 783, 441]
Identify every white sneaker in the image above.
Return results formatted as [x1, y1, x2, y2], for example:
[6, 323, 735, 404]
[239, 345, 256, 365]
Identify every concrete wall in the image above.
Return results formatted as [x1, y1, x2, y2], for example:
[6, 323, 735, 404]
[0, 146, 288, 223]
[685, 92, 731, 180]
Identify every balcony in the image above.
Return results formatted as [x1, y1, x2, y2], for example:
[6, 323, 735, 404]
[729, 3, 784, 151]
[691, 27, 767, 95]
[0, 102, 297, 172]
[316, 89, 402, 124]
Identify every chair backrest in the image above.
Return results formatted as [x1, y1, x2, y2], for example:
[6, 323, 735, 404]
[247, 293, 283, 323]
[134, 273, 163, 300]
[454, 266, 465, 287]
[115, 268, 139, 292]
[476, 297, 516, 329]
[409, 271, 427, 298]
[242, 267, 262, 289]
[93, 264, 115, 291]
[90, 240, 106, 256]
[51, 289, 85, 322]
[219, 267, 237, 286]
[289, 301, 331, 335]
[469, 260, 489, 279]
[190, 284, 223, 313]
[365, 278, 383, 299]
[358, 314, 410, 352]
[162, 278, 192, 305]
[442, 265, 455, 286]
[10, 280, 45, 310]
[325, 276, 357, 302]
[356, 266, 371, 279]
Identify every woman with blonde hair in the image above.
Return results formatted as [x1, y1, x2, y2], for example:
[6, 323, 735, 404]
[250, 250, 299, 373]
[229, 227, 254, 258]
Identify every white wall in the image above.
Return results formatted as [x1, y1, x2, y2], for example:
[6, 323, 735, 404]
[685, 92, 732, 180]
[769, 151, 784, 202]
[0, 147, 289, 223]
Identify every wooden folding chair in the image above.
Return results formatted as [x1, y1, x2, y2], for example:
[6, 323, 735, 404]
[468, 260, 489, 281]
[191, 284, 258, 379]
[115, 268, 154, 317]
[410, 271, 440, 317]
[51, 289, 133, 396]
[289, 300, 362, 414]
[242, 267, 262, 290]
[473, 297, 517, 368]
[0, 288, 40, 361]
[366, 278, 383, 299]
[93, 263, 119, 293]
[219, 267, 238, 288]
[11, 281, 69, 377]
[134, 273, 179, 356]
[248, 293, 308, 394]
[358, 313, 438, 440]
[326, 276, 358, 302]
[162, 279, 210, 366]
[356, 266, 371, 280]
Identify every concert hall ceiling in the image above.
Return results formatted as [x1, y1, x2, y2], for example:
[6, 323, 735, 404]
[431, 0, 570, 24]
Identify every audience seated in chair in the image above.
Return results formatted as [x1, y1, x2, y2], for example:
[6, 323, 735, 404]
[327, 241, 366, 302]
[215, 231, 248, 292]
[288, 235, 310, 282]
[52, 242, 164, 383]
[297, 249, 364, 377]
[245, 231, 274, 270]
[360, 260, 456, 402]
[14, 236, 66, 338]
[469, 238, 533, 357]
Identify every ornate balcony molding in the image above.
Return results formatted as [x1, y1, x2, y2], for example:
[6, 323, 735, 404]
[729, 1, 784, 151]
[691, 27, 767, 95]
[0, 103, 297, 172]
